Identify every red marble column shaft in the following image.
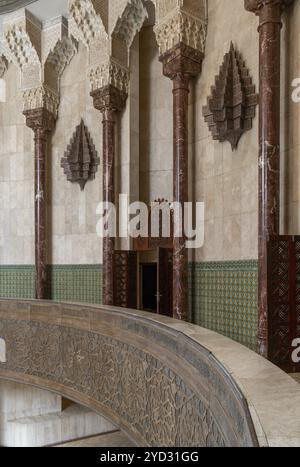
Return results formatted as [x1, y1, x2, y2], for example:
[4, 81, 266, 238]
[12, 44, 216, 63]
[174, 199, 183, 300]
[24, 108, 55, 300]
[173, 74, 190, 320]
[34, 128, 48, 300]
[160, 44, 203, 321]
[102, 109, 116, 306]
[91, 85, 127, 306]
[258, 3, 282, 357]
[245, 0, 291, 356]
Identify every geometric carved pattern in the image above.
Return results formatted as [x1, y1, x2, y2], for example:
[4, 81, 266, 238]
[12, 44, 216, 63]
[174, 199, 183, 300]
[61, 120, 100, 191]
[203, 43, 258, 150]
[267, 236, 300, 373]
[114, 251, 137, 309]
[0, 302, 259, 447]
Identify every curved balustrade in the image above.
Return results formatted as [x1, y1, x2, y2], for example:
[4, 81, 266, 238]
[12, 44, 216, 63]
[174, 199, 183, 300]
[0, 299, 299, 447]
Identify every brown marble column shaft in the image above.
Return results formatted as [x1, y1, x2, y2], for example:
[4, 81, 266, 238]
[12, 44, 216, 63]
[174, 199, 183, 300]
[91, 85, 127, 306]
[245, 0, 293, 356]
[24, 108, 55, 300]
[160, 44, 203, 321]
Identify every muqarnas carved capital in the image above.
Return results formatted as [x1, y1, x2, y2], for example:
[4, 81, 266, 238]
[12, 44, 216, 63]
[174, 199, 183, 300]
[203, 43, 258, 150]
[23, 107, 56, 133]
[160, 43, 203, 80]
[61, 120, 100, 191]
[91, 84, 128, 114]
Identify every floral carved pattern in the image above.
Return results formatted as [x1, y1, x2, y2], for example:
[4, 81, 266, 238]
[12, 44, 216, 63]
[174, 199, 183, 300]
[0, 305, 259, 448]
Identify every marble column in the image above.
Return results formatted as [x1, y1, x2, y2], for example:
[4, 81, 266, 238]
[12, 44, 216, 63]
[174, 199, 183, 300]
[160, 44, 203, 321]
[245, 0, 293, 356]
[23, 108, 56, 300]
[91, 85, 127, 306]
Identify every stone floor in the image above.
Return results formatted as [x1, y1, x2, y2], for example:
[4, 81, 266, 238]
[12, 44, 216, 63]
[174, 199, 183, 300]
[55, 431, 135, 447]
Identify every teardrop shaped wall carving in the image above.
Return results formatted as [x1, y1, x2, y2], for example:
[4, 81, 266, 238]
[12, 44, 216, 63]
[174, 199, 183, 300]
[203, 43, 258, 150]
[61, 120, 100, 190]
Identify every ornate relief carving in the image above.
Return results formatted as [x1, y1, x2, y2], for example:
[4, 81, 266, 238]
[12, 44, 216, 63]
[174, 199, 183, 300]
[69, 0, 108, 47]
[0, 56, 8, 78]
[88, 59, 129, 93]
[61, 120, 100, 191]
[2, 10, 76, 115]
[0, 303, 259, 447]
[203, 43, 258, 150]
[112, 0, 148, 49]
[44, 36, 78, 92]
[23, 107, 56, 132]
[91, 84, 128, 113]
[22, 85, 59, 116]
[154, 8, 207, 55]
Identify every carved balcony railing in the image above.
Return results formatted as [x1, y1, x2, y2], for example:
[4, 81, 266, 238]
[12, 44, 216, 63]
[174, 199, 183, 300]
[267, 235, 300, 372]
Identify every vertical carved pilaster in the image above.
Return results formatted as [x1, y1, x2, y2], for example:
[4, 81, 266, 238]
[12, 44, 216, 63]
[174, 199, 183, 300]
[23, 108, 56, 300]
[160, 44, 203, 321]
[91, 85, 127, 306]
[245, 0, 293, 356]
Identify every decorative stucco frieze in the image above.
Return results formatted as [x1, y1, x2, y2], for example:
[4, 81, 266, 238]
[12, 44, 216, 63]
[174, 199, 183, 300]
[89, 59, 129, 93]
[154, 7, 207, 55]
[22, 85, 60, 116]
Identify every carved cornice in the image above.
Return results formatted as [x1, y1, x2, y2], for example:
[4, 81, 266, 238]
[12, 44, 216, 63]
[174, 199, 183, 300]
[23, 107, 56, 133]
[22, 85, 59, 117]
[160, 43, 203, 80]
[91, 84, 128, 114]
[89, 59, 129, 94]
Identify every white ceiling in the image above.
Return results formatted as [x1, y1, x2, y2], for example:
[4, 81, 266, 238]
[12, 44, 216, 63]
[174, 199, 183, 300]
[0, 0, 69, 33]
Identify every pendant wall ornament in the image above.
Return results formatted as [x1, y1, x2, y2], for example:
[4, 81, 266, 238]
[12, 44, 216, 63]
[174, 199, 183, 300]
[203, 42, 258, 150]
[61, 120, 100, 190]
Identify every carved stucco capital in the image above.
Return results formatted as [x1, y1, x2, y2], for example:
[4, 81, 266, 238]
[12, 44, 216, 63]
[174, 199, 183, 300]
[90, 84, 128, 114]
[2, 10, 77, 113]
[22, 85, 60, 117]
[159, 42, 203, 81]
[23, 107, 56, 133]
[244, 0, 294, 15]
[154, 0, 207, 58]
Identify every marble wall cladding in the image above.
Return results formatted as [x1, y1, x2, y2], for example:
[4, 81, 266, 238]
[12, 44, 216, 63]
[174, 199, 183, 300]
[139, 26, 173, 205]
[0, 65, 35, 265]
[0, 44, 103, 266]
[284, 1, 300, 236]
[193, 0, 259, 262]
[50, 44, 102, 265]
[139, 2, 259, 262]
